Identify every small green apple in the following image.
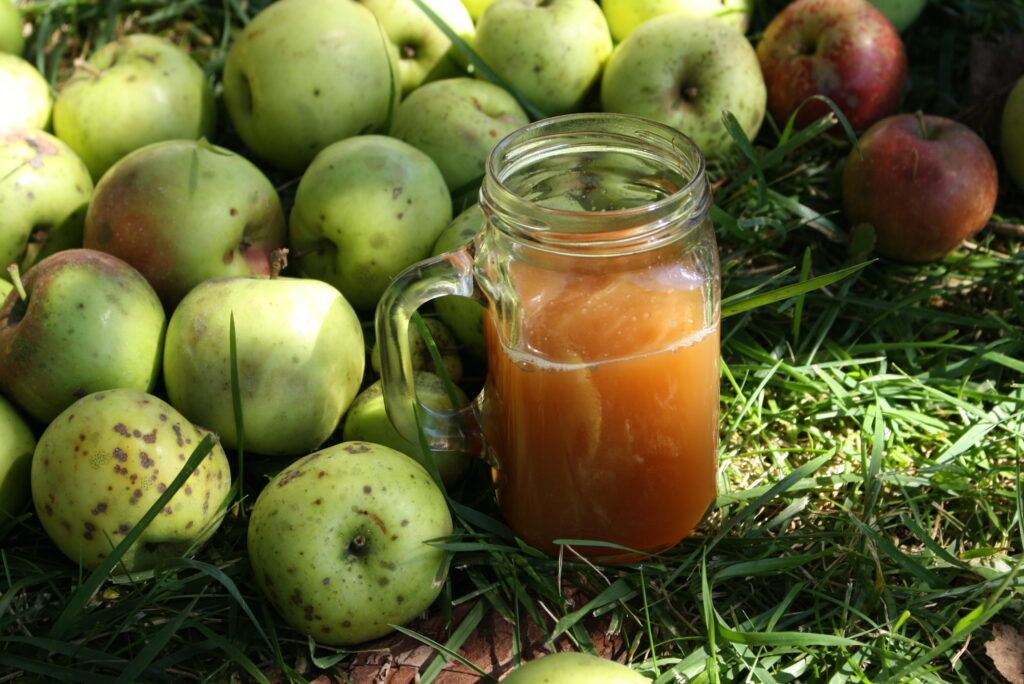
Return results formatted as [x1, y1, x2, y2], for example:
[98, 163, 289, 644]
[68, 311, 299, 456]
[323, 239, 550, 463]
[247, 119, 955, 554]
[602, 0, 752, 42]
[52, 33, 215, 181]
[0, 0, 24, 56]
[0, 249, 166, 425]
[360, 0, 474, 95]
[289, 134, 452, 312]
[0, 393, 35, 519]
[342, 371, 471, 485]
[247, 440, 453, 645]
[0, 127, 93, 277]
[601, 14, 766, 160]
[430, 204, 486, 359]
[222, 0, 401, 173]
[389, 77, 529, 192]
[1001, 75, 1024, 193]
[370, 316, 463, 383]
[474, 0, 613, 116]
[83, 138, 286, 307]
[31, 388, 232, 571]
[163, 275, 366, 458]
[868, 0, 926, 31]
[503, 652, 648, 683]
[0, 54, 52, 129]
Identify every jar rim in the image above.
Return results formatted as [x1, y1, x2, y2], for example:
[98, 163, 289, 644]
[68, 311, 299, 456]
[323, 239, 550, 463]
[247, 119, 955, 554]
[481, 112, 709, 233]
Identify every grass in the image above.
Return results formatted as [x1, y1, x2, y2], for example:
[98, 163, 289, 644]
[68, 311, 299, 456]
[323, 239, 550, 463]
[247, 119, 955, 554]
[2, 0, 1023, 682]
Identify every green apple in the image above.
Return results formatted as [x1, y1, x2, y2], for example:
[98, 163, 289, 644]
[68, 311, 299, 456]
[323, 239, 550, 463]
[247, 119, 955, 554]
[370, 316, 463, 383]
[389, 77, 529, 193]
[601, 14, 766, 160]
[162, 275, 366, 458]
[1001, 75, 1024, 193]
[0, 278, 10, 300]
[0, 393, 35, 519]
[0, 127, 93, 276]
[430, 204, 486, 359]
[32, 388, 231, 571]
[222, 0, 401, 173]
[503, 652, 648, 683]
[360, 0, 474, 95]
[0, 0, 23, 56]
[289, 134, 452, 312]
[247, 440, 453, 645]
[83, 139, 286, 307]
[460, 0, 494, 21]
[52, 34, 215, 181]
[473, 0, 613, 116]
[0, 249, 166, 424]
[868, 0, 926, 31]
[602, 0, 752, 42]
[0, 54, 52, 129]
[343, 371, 471, 485]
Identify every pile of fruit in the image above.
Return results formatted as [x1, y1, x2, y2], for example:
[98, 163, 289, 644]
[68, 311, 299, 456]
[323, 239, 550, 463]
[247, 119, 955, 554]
[0, 0, 1019, 679]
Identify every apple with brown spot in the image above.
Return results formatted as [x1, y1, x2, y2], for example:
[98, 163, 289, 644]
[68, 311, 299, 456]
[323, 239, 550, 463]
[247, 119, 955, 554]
[247, 441, 452, 645]
[0, 249, 166, 424]
[841, 113, 998, 263]
[31, 388, 231, 571]
[83, 138, 286, 308]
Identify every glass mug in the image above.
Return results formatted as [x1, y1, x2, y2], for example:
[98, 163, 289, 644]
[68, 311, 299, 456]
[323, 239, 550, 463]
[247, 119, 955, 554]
[376, 113, 720, 561]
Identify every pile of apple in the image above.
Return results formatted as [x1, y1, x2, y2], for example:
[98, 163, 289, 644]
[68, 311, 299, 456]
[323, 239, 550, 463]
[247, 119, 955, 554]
[0, 0, 1019, 662]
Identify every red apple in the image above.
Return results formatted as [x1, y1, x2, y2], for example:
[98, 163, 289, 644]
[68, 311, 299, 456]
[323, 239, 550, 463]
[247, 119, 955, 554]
[83, 139, 286, 307]
[755, 0, 907, 132]
[841, 113, 998, 263]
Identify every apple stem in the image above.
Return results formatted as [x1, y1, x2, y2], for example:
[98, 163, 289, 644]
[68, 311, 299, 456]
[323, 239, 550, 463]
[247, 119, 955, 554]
[6, 264, 27, 302]
[73, 57, 102, 78]
[270, 248, 289, 279]
[347, 534, 369, 558]
[915, 111, 931, 140]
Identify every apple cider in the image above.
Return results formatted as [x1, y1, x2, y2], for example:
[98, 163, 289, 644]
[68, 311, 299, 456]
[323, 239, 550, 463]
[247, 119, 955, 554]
[481, 255, 719, 558]
[376, 113, 721, 561]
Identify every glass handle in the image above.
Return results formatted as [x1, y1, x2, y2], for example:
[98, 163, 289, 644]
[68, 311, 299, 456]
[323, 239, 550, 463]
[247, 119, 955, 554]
[374, 244, 482, 455]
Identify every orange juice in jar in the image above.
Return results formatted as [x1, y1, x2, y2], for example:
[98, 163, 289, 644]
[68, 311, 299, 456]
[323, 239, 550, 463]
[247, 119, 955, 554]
[376, 113, 720, 561]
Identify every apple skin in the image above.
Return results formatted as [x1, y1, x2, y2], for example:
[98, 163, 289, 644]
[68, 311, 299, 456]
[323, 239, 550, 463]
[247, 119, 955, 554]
[0, 54, 52, 129]
[430, 204, 486, 359]
[342, 371, 471, 485]
[460, 0, 494, 21]
[600, 14, 766, 160]
[389, 77, 529, 193]
[0, 393, 35, 519]
[502, 652, 648, 683]
[222, 0, 400, 174]
[359, 0, 474, 96]
[1000, 75, 1024, 193]
[83, 139, 286, 308]
[52, 34, 215, 181]
[868, 0, 926, 31]
[31, 388, 231, 571]
[289, 134, 452, 312]
[0, 0, 24, 56]
[0, 249, 166, 425]
[162, 275, 366, 458]
[473, 0, 613, 116]
[247, 440, 453, 646]
[602, 0, 752, 42]
[0, 127, 93, 277]
[755, 0, 907, 133]
[841, 114, 998, 263]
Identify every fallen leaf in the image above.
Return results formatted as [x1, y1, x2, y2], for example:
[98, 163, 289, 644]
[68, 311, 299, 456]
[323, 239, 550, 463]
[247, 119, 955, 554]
[985, 623, 1024, 684]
